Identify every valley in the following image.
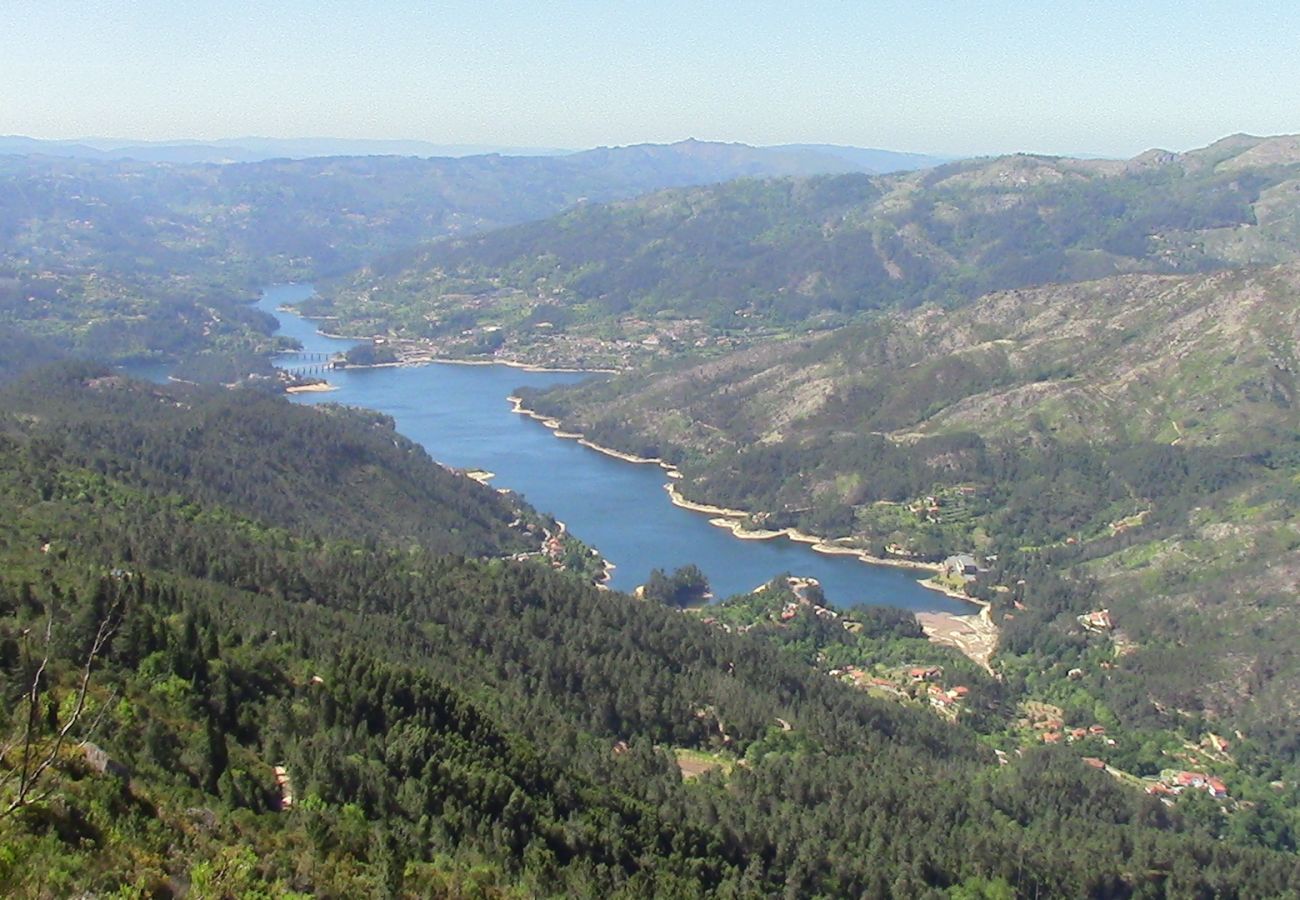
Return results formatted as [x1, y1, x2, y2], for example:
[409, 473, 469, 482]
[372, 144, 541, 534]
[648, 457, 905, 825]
[5, 132, 1300, 896]
[260, 285, 968, 611]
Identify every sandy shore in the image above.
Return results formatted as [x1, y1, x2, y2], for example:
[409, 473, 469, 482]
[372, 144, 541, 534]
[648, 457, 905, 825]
[708, 517, 786, 539]
[510, 394, 952, 582]
[285, 382, 336, 394]
[662, 481, 751, 517]
[665, 482, 941, 574]
[595, 557, 617, 591]
[916, 600, 998, 674]
[509, 392, 999, 663]
[509, 396, 675, 467]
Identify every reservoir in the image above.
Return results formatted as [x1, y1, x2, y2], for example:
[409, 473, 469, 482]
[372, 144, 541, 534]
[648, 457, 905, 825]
[260, 284, 968, 614]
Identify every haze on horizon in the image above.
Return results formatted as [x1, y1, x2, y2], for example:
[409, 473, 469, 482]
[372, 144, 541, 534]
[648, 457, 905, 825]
[3, 0, 1298, 159]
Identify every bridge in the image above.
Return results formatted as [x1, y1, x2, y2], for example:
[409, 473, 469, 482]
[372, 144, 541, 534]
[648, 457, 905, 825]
[277, 351, 336, 376]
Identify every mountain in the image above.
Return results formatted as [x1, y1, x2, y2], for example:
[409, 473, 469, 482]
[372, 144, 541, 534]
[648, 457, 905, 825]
[0, 140, 891, 363]
[514, 261, 1300, 744]
[303, 134, 1300, 367]
[562, 137, 867, 177]
[0, 369, 537, 555]
[0, 135, 575, 162]
[1, 134, 944, 170]
[770, 142, 952, 173]
[3, 365, 1298, 895]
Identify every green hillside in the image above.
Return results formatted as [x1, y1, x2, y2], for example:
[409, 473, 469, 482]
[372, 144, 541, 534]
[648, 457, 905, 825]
[0, 141, 862, 365]
[515, 262, 1300, 751]
[4, 369, 1300, 895]
[302, 134, 1300, 367]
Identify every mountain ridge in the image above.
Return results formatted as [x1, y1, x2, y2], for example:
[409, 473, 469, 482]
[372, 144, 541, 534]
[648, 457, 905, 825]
[301, 133, 1300, 367]
[0, 141, 920, 364]
[0, 133, 947, 172]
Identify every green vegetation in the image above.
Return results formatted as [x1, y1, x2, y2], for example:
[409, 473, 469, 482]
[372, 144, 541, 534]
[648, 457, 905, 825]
[642, 563, 710, 607]
[0, 267, 287, 366]
[307, 136, 1300, 366]
[0, 145, 871, 366]
[6, 133, 1300, 894]
[343, 340, 400, 366]
[518, 261, 1300, 785]
[4, 366, 1300, 895]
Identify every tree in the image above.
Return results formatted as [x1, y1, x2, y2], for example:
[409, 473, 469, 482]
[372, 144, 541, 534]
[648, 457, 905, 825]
[642, 565, 710, 608]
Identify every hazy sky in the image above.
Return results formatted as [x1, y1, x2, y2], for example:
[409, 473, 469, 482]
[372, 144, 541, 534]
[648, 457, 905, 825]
[3, 0, 1297, 157]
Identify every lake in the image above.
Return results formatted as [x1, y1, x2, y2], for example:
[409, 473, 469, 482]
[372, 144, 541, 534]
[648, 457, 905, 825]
[259, 284, 969, 614]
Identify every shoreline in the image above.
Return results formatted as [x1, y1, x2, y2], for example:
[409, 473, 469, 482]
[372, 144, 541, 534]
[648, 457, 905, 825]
[666, 481, 942, 574]
[430, 356, 617, 375]
[596, 557, 616, 590]
[915, 599, 997, 674]
[508, 394, 979, 596]
[296, 313, 619, 374]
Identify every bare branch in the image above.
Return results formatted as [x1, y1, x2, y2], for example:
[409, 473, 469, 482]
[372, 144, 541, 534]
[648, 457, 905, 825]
[2, 590, 125, 817]
[79, 685, 120, 748]
[4, 616, 53, 814]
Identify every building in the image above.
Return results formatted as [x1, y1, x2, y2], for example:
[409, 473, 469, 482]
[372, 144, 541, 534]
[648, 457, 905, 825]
[1172, 771, 1229, 798]
[1078, 609, 1114, 632]
[942, 554, 980, 579]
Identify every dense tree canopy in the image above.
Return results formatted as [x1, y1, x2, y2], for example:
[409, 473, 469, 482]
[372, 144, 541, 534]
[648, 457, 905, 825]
[2, 370, 1298, 896]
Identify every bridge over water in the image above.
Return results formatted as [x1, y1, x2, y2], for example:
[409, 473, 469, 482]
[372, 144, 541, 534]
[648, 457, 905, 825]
[277, 350, 336, 376]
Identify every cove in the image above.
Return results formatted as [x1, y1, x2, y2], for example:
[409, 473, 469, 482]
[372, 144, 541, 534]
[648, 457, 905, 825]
[259, 284, 969, 614]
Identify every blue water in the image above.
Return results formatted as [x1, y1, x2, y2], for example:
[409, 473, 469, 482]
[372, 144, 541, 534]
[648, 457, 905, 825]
[258, 284, 967, 613]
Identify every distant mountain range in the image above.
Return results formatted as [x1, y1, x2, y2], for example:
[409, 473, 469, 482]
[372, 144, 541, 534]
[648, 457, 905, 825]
[304, 133, 1300, 360]
[0, 137, 948, 362]
[0, 135, 573, 163]
[770, 142, 954, 173]
[0, 134, 951, 172]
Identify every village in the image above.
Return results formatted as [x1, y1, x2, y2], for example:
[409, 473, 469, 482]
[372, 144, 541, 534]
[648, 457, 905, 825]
[687, 562, 1248, 815]
[311, 281, 793, 373]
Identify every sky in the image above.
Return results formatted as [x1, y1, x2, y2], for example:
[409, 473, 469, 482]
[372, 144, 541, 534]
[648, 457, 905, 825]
[3, 0, 1298, 158]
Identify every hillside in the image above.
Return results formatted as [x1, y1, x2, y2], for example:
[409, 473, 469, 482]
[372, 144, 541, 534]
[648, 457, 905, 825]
[0, 140, 866, 364]
[303, 134, 1300, 368]
[515, 262, 1300, 746]
[9, 369, 1300, 895]
[0, 366, 537, 556]
[530, 264, 1300, 454]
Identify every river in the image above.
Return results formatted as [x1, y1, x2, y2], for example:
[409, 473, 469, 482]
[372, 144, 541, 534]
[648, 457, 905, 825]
[259, 284, 969, 614]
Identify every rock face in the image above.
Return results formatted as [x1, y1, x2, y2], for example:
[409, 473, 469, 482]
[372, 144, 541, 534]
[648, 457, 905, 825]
[83, 742, 129, 780]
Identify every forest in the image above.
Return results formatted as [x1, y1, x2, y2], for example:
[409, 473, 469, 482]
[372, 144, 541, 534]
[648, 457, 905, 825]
[3, 364, 1300, 896]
